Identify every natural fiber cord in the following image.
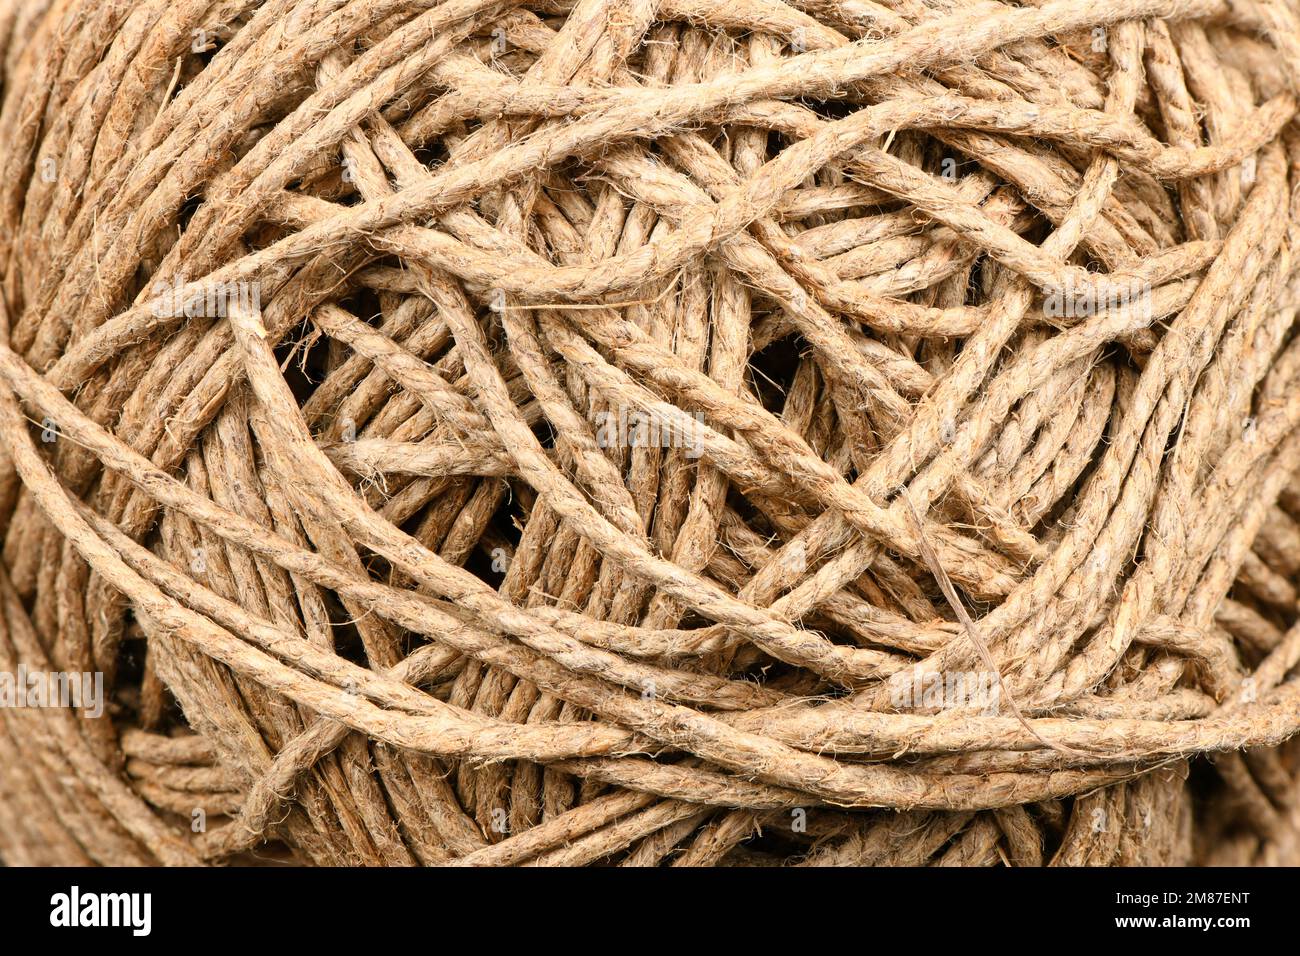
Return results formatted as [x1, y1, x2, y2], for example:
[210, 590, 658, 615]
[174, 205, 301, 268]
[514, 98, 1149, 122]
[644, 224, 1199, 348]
[0, 0, 1298, 867]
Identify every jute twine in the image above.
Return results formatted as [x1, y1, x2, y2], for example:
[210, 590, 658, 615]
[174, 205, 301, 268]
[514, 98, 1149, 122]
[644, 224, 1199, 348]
[0, 0, 1299, 867]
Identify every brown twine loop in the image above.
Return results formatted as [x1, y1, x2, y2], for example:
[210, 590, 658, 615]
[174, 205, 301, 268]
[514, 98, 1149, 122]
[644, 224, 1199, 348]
[0, 0, 1298, 867]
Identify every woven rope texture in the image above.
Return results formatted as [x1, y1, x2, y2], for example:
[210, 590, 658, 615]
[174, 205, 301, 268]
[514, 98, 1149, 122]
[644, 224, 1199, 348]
[0, 0, 1299, 865]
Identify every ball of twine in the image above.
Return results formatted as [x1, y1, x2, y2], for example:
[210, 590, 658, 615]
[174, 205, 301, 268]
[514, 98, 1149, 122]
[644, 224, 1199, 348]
[1, 0, 1299, 867]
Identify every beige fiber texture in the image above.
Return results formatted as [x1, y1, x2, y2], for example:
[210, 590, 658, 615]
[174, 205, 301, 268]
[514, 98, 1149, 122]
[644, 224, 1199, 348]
[0, 0, 1299, 866]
